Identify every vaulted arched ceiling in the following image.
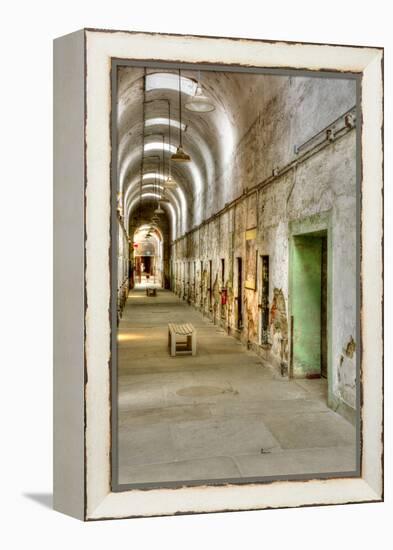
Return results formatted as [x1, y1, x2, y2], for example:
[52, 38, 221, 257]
[117, 66, 357, 241]
[117, 67, 246, 238]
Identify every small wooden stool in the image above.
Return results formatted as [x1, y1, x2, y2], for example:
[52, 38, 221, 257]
[168, 323, 197, 357]
[146, 287, 157, 297]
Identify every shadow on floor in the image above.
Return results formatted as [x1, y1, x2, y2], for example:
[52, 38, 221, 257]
[23, 492, 53, 509]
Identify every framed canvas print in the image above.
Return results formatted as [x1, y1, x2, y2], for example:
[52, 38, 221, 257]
[53, 29, 383, 520]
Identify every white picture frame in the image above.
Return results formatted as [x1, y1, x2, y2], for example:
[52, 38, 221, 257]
[53, 28, 383, 521]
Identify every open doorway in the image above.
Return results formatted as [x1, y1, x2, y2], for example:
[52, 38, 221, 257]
[132, 225, 163, 287]
[209, 259, 213, 311]
[260, 255, 270, 345]
[236, 257, 243, 329]
[291, 231, 328, 380]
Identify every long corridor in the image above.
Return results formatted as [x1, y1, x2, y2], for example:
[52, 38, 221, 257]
[117, 288, 356, 485]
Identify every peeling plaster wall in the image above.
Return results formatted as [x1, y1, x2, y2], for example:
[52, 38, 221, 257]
[171, 77, 357, 416]
[214, 76, 356, 214]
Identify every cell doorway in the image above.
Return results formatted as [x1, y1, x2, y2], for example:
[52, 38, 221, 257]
[290, 230, 329, 381]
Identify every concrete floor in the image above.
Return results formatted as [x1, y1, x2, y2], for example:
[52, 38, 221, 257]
[117, 287, 356, 485]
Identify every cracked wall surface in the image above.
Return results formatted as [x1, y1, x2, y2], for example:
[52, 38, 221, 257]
[169, 76, 357, 416]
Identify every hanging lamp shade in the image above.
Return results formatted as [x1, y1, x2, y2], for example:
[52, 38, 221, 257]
[160, 193, 170, 203]
[171, 145, 191, 163]
[171, 69, 191, 163]
[164, 175, 177, 189]
[185, 84, 215, 113]
[154, 204, 164, 214]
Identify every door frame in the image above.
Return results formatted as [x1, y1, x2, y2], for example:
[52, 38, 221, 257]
[259, 254, 270, 346]
[288, 210, 333, 407]
[236, 256, 243, 329]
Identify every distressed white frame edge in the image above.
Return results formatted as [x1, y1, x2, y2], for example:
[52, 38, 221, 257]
[83, 30, 383, 520]
[54, 29, 86, 520]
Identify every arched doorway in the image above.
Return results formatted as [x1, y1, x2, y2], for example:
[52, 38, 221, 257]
[132, 225, 164, 287]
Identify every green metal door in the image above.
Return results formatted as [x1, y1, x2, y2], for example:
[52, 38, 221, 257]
[292, 236, 323, 377]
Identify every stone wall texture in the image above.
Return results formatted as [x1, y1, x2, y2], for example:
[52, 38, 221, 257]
[170, 76, 357, 416]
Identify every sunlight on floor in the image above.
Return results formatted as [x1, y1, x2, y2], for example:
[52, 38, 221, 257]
[116, 288, 357, 485]
[117, 333, 146, 342]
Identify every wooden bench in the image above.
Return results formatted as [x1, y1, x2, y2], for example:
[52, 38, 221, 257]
[146, 287, 157, 297]
[168, 323, 197, 357]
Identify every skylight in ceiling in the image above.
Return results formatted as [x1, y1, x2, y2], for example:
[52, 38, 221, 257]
[144, 142, 177, 154]
[145, 117, 186, 132]
[145, 73, 197, 96]
[142, 172, 166, 181]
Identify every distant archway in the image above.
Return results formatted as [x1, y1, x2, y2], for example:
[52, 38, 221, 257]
[132, 225, 164, 287]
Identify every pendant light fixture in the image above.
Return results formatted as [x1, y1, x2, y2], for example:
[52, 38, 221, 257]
[164, 100, 178, 189]
[137, 68, 147, 228]
[144, 97, 178, 189]
[185, 71, 215, 113]
[164, 175, 177, 189]
[160, 192, 170, 203]
[154, 204, 164, 214]
[154, 136, 165, 214]
[171, 69, 191, 163]
[144, 154, 160, 215]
